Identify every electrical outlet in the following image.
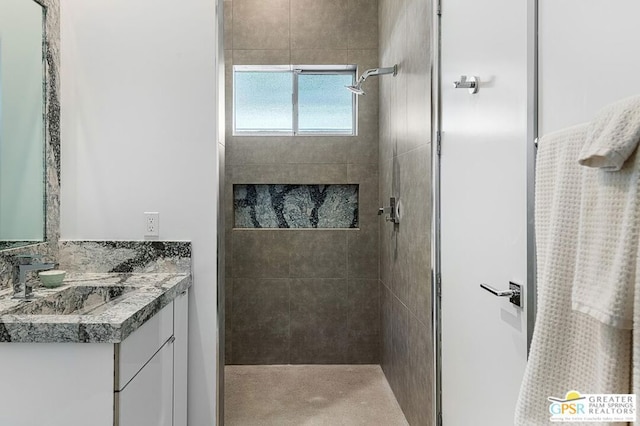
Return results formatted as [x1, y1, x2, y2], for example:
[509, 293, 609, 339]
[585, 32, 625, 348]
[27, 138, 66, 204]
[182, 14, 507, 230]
[144, 212, 159, 238]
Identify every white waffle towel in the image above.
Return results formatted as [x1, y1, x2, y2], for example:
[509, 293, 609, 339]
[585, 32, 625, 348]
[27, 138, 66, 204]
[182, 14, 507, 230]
[578, 95, 640, 171]
[515, 124, 632, 426]
[572, 145, 640, 329]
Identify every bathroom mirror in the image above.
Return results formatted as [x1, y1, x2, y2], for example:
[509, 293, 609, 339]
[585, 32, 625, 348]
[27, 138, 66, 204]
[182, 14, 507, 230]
[0, 0, 46, 250]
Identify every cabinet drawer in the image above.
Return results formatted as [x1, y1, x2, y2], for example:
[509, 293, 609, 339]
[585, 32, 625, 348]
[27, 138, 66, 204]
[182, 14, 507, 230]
[118, 339, 174, 426]
[117, 302, 173, 390]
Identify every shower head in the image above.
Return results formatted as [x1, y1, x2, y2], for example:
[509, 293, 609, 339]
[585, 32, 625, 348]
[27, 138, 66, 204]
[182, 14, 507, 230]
[346, 82, 365, 95]
[345, 64, 398, 96]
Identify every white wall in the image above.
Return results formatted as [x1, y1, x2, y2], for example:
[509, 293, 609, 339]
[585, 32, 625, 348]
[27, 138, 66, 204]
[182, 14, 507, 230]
[0, 0, 44, 241]
[539, 0, 640, 134]
[60, 1, 219, 424]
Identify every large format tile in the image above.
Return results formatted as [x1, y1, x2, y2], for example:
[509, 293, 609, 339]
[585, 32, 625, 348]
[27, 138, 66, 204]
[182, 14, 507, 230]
[228, 164, 291, 184]
[285, 163, 349, 184]
[227, 137, 291, 165]
[347, 279, 379, 336]
[225, 49, 234, 138]
[290, 231, 347, 278]
[232, 49, 290, 65]
[380, 282, 394, 375]
[348, 225, 378, 279]
[407, 311, 434, 425]
[347, 333, 380, 364]
[348, 163, 379, 215]
[348, 0, 378, 50]
[405, 0, 432, 154]
[232, 0, 290, 50]
[232, 231, 291, 278]
[291, 0, 349, 49]
[225, 277, 234, 363]
[379, 157, 395, 289]
[231, 278, 290, 364]
[291, 49, 349, 65]
[396, 146, 432, 319]
[391, 295, 411, 418]
[349, 136, 380, 165]
[224, 1, 233, 51]
[290, 278, 348, 363]
[282, 137, 350, 165]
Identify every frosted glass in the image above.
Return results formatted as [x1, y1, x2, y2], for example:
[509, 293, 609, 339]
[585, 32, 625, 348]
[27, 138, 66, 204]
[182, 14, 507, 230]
[234, 72, 293, 133]
[298, 74, 353, 134]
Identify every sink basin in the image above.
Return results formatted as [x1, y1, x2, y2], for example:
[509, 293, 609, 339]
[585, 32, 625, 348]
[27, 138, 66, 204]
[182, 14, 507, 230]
[3, 285, 137, 316]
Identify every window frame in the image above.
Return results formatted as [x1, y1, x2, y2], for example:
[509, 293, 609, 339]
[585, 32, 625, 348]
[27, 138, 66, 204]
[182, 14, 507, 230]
[232, 64, 358, 137]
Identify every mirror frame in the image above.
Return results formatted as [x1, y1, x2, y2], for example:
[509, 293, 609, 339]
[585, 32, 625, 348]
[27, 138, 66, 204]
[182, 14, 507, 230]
[37, 0, 61, 250]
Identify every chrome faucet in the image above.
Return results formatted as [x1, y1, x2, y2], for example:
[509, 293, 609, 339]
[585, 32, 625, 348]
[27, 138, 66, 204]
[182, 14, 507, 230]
[11, 255, 56, 299]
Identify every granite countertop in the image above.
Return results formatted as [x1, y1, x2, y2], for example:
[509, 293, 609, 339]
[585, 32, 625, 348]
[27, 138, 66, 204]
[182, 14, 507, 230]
[0, 272, 191, 343]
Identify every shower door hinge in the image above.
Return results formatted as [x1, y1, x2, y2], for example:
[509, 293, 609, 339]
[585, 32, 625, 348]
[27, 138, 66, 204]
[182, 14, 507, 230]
[437, 0, 442, 16]
[436, 131, 442, 156]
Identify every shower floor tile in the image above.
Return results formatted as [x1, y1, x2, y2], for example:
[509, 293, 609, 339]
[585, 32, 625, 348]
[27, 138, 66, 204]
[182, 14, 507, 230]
[224, 364, 409, 426]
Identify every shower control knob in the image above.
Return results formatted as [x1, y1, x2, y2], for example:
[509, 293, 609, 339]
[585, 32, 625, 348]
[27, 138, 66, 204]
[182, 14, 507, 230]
[378, 197, 401, 224]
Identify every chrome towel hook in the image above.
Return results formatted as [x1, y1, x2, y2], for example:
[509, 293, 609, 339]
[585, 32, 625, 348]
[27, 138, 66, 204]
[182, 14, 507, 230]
[453, 75, 479, 94]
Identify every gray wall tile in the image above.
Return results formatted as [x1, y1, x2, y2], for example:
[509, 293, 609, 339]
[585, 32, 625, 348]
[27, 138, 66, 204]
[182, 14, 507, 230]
[379, 0, 434, 423]
[229, 164, 291, 184]
[391, 295, 411, 417]
[224, 1, 233, 50]
[231, 278, 290, 364]
[400, 146, 432, 324]
[232, 231, 291, 278]
[281, 137, 351, 165]
[290, 278, 348, 363]
[348, 279, 379, 335]
[225, 277, 233, 363]
[290, 231, 347, 278]
[285, 164, 349, 184]
[348, 225, 378, 279]
[232, 49, 291, 65]
[291, 0, 349, 49]
[347, 334, 380, 364]
[291, 49, 349, 65]
[349, 137, 380, 165]
[227, 137, 290, 165]
[225, 0, 381, 366]
[407, 311, 434, 425]
[348, 0, 379, 50]
[225, 49, 234, 137]
[405, 0, 432, 152]
[380, 282, 393, 372]
[233, 0, 290, 50]
[349, 163, 379, 214]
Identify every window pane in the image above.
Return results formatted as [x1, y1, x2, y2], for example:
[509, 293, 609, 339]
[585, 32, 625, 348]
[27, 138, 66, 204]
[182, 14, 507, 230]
[234, 71, 293, 133]
[298, 73, 354, 134]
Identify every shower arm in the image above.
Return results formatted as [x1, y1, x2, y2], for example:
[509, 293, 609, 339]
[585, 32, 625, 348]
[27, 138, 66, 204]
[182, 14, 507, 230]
[356, 65, 398, 84]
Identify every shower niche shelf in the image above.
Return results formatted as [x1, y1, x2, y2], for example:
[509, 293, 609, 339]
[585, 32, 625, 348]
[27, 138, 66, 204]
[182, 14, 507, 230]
[233, 184, 359, 229]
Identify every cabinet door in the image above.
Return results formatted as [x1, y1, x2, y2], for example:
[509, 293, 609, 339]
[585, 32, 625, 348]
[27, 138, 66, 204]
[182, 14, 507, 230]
[118, 338, 174, 426]
[174, 290, 189, 426]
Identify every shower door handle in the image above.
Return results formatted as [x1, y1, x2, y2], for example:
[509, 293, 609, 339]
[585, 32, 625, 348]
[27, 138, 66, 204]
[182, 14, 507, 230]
[480, 282, 522, 307]
[453, 75, 479, 94]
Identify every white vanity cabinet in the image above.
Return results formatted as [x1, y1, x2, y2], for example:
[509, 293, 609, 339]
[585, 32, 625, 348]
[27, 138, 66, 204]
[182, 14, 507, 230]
[0, 290, 189, 426]
[117, 289, 188, 426]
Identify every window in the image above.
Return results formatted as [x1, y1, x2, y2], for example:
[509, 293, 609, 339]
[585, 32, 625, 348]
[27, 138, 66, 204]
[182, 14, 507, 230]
[233, 65, 357, 136]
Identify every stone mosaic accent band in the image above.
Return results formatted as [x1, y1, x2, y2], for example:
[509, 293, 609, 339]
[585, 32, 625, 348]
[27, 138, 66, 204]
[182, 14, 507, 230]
[234, 184, 359, 229]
